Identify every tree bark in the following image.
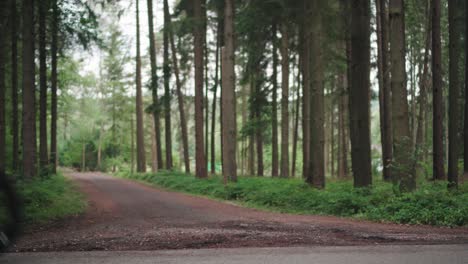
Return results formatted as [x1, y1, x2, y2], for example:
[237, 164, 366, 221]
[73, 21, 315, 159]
[292, 59, 301, 178]
[271, 23, 279, 178]
[146, 0, 163, 170]
[447, 0, 462, 188]
[50, 0, 59, 173]
[389, 0, 415, 191]
[163, 0, 173, 170]
[10, 0, 19, 173]
[0, 0, 5, 175]
[376, 0, 393, 181]
[280, 22, 290, 178]
[464, 0, 468, 175]
[168, 11, 190, 174]
[307, 0, 325, 188]
[349, 0, 372, 187]
[39, 0, 49, 171]
[22, 0, 37, 178]
[211, 16, 222, 175]
[432, 0, 445, 180]
[136, 0, 147, 173]
[194, 0, 208, 178]
[221, 0, 237, 183]
[151, 118, 158, 172]
[301, 0, 310, 179]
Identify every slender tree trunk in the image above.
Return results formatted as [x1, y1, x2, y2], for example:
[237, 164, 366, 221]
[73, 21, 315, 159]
[447, 0, 462, 188]
[389, 0, 415, 191]
[0, 1, 5, 175]
[211, 18, 221, 175]
[81, 143, 86, 172]
[301, 0, 310, 179]
[10, 0, 19, 173]
[432, 0, 445, 181]
[307, 0, 325, 188]
[416, 0, 431, 177]
[97, 126, 103, 171]
[194, 0, 207, 178]
[221, 0, 237, 183]
[241, 84, 247, 176]
[338, 73, 346, 178]
[376, 0, 393, 181]
[168, 11, 190, 174]
[147, 0, 163, 170]
[349, 0, 372, 187]
[292, 62, 301, 177]
[280, 22, 290, 178]
[39, 0, 49, 172]
[50, 0, 59, 173]
[151, 118, 158, 172]
[163, 0, 173, 169]
[22, 0, 36, 178]
[464, 0, 468, 175]
[131, 115, 135, 175]
[136, 0, 147, 173]
[271, 23, 279, 178]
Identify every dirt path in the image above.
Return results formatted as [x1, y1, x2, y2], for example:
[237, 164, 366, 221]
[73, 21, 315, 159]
[11, 172, 468, 252]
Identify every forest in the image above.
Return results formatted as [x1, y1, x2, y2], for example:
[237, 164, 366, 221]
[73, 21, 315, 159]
[1, 0, 468, 231]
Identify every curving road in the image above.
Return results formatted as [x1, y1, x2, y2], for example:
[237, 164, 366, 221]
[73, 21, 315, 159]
[10, 172, 468, 252]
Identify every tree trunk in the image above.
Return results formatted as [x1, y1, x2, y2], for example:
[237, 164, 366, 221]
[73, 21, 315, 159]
[307, 0, 325, 188]
[131, 116, 135, 175]
[168, 10, 190, 174]
[0, 0, 5, 175]
[338, 72, 347, 178]
[163, 0, 173, 170]
[82, 143, 86, 172]
[146, 0, 163, 170]
[271, 23, 279, 178]
[349, 0, 372, 187]
[432, 0, 445, 181]
[221, 0, 237, 183]
[301, 0, 310, 179]
[10, 0, 19, 173]
[464, 0, 468, 175]
[50, 0, 59, 173]
[151, 118, 158, 172]
[292, 60, 301, 178]
[194, 0, 207, 178]
[39, 0, 49, 171]
[136, 0, 147, 173]
[376, 0, 393, 181]
[389, 0, 415, 191]
[22, 0, 37, 178]
[280, 22, 290, 178]
[211, 17, 221, 175]
[447, 0, 462, 188]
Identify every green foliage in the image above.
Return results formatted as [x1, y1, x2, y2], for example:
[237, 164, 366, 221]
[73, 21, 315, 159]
[0, 174, 86, 225]
[119, 172, 468, 227]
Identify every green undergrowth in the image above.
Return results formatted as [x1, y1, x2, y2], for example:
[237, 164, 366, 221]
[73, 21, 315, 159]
[1, 173, 86, 225]
[118, 171, 468, 227]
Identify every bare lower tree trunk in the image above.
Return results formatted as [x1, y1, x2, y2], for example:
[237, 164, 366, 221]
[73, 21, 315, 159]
[447, 0, 462, 188]
[390, 0, 415, 191]
[211, 16, 222, 175]
[163, 0, 173, 170]
[432, 0, 445, 181]
[280, 22, 290, 178]
[151, 119, 158, 172]
[301, 0, 310, 179]
[131, 116, 135, 175]
[376, 0, 393, 181]
[50, 0, 59, 173]
[81, 143, 86, 172]
[0, 1, 5, 175]
[39, 0, 49, 172]
[168, 14, 190, 174]
[221, 0, 237, 183]
[292, 63, 301, 178]
[22, 0, 37, 178]
[147, 0, 163, 170]
[271, 23, 279, 178]
[349, 0, 372, 187]
[194, 0, 207, 178]
[464, 0, 468, 175]
[10, 0, 19, 173]
[307, 0, 325, 188]
[136, 0, 147, 173]
[338, 73, 347, 178]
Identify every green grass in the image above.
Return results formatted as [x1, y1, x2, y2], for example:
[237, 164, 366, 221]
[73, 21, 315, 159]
[118, 171, 468, 227]
[1, 174, 87, 225]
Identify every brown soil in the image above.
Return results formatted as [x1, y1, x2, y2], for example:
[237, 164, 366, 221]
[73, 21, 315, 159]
[10, 172, 468, 252]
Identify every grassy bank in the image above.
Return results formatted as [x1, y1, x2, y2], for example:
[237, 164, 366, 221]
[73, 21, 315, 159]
[119, 171, 468, 227]
[1, 173, 86, 225]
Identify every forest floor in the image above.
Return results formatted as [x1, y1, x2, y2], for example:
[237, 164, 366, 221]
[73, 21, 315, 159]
[10, 172, 468, 252]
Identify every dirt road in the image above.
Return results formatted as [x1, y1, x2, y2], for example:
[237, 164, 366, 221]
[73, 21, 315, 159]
[11, 172, 468, 252]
